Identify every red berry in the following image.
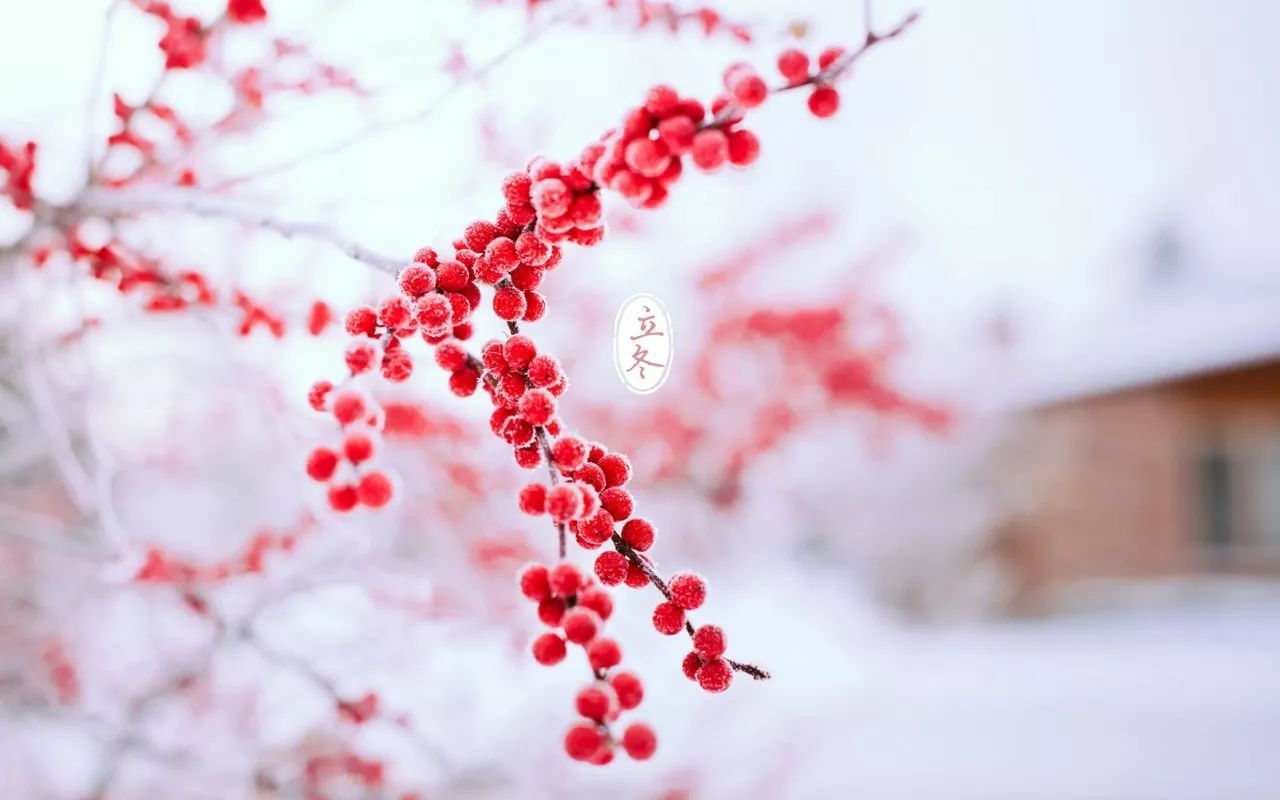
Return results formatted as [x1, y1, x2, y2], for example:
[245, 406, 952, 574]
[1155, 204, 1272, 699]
[463, 220, 499, 251]
[657, 115, 696, 154]
[598, 487, 633, 521]
[578, 586, 613, 621]
[551, 435, 588, 470]
[610, 672, 643, 710]
[620, 517, 654, 551]
[344, 341, 376, 375]
[519, 563, 551, 601]
[378, 296, 412, 330]
[435, 260, 469, 291]
[434, 340, 468, 371]
[493, 286, 526, 321]
[522, 290, 547, 322]
[485, 237, 518, 272]
[398, 264, 437, 297]
[509, 264, 544, 292]
[532, 632, 567, 666]
[546, 484, 583, 523]
[412, 246, 438, 265]
[550, 562, 583, 597]
[537, 597, 566, 626]
[727, 128, 760, 166]
[695, 658, 733, 692]
[305, 447, 339, 481]
[514, 443, 542, 469]
[777, 48, 810, 83]
[515, 231, 550, 265]
[531, 178, 570, 217]
[808, 85, 840, 118]
[668, 572, 706, 610]
[586, 637, 621, 671]
[692, 624, 726, 659]
[358, 471, 393, 508]
[449, 367, 479, 396]
[681, 651, 703, 680]
[577, 509, 615, 546]
[624, 559, 651, 588]
[502, 171, 532, 208]
[564, 721, 602, 761]
[562, 608, 599, 644]
[327, 484, 358, 512]
[414, 294, 452, 333]
[526, 355, 561, 388]
[644, 84, 679, 116]
[332, 393, 365, 426]
[575, 685, 615, 722]
[307, 380, 332, 411]
[691, 129, 729, 171]
[518, 482, 547, 515]
[621, 722, 657, 760]
[652, 601, 685, 635]
[380, 348, 413, 382]
[729, 72, 768, 109]
[342, 433, 374, 464]
[517, 389, 555, 426]
[344, 305, 378, 337]
[597, 453, 632, 487]
[817, 46, 845, 70]
[594, 551, 629, 586]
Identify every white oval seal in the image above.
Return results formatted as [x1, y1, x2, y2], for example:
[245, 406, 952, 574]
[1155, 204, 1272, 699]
[614, 293, 673, 394]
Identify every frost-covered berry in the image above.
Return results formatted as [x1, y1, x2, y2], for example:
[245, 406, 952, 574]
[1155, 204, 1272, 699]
[327, 484, 358, 512]
[518, 482, 547, 515]
[493, 286, 527, 321]
[538, 597, 565, 626]
[562, 608, 599, 645]
[531, 178, 571, 217]
[564, 721, 603, 761]
[378, 297, 412, 330]
[692, 624, 726, 659]
[412, 246, 438, 265]
[610, 672, 643, 710]
[681, 651, 703, 680]
[515, 443, 542, 469]
[345, 341, 376, 375]
[503, 334, 537, 370]
[358, 471, 393, 508]
[502, 171, 532, 208]
[597, 453, 632, 487]
[398, 264, 437, 297]
[576, 685, 615, 722]
[777, 48, 810, 84]
[307, 380, 333, 411]
[574, 462, 607, 492]
[306, 447, 339, 481]
[624, 559, 651, 588]
[594, 551, 629, 586]
[449, 367, 479, 396]
[808, 85, 840, 118]
[434, 339, 468, 371]
[578, 586, 613, 621]
[435, 260, 469, 292]
[532, 632, 567, 665]
[578, 485, 599, 516]
[586, 637, 621, 671]
[577, 509, 615, 546]
[620, 517, 655, 551]
[343, 433, 374, 464]
[344, 305, 378, 337]
[519, 563, 551, 601]
[621, 722, 657, 760]
[546, 484, 583, 523]
[551, 435, 588, 470]
[695, 658, 733, 693]
[415, 294, 452, 333]
[550, 562, 583, 597]
[652, 601, 685, 635]
[332, 393, 366, 426]
[668, 572, 707, 610]
[463, 220, 499, 251]
[691, 129, 729, 171]
[599, 487, 633, 521]
[380, 348, 413, 382]
[517, 388, 555, 426]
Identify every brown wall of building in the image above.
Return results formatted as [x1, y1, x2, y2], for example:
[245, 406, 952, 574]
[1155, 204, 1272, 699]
[999, 360, 1280, 601]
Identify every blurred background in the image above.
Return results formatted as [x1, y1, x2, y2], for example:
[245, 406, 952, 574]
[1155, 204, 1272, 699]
[1, 0, 1279, 797]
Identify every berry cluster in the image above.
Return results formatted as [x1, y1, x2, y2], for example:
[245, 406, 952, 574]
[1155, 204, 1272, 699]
[519, 562, 656, 764]
[0, 138, 37, 211]
[303, 14, 921, 760]
[776, 46, 851, 118]
[305, 391, 395, 511]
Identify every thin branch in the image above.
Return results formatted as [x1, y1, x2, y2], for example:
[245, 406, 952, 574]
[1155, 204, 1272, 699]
[213, 3, 581, 190]
[76, 188, 407, 273]
[83, 1, 125, 176]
